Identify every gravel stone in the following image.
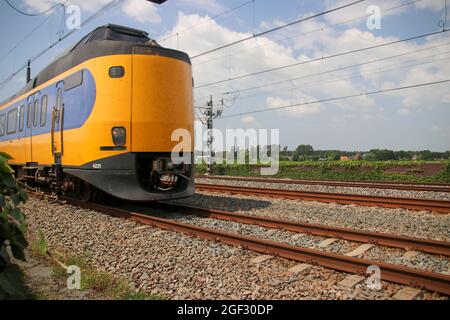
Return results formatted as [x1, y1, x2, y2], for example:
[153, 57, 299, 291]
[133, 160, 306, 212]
[196, 178, 450, 201]
[21, 197, 448, 300]
[175, 192, 450, 241]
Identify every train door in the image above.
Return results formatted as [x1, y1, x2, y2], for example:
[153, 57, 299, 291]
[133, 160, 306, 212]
[31, 91, 41, 163]
[25, 95, 34, 163]
[51, 82, 64, 165]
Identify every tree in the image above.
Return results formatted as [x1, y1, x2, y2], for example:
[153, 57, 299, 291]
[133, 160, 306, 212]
[296, 145, 314, 157]
[370, 149, 396, 161]
[0, 152, 28, 299]
[363, 153, 376, 161]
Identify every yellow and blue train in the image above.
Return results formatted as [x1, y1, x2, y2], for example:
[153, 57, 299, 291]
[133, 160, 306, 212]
[0, 24, 195, 201]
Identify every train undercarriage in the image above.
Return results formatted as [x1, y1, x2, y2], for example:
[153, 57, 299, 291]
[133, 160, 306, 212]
[12, 153, 195, 202]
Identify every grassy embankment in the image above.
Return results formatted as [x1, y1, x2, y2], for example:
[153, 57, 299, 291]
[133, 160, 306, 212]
[28, 232, 164, 300]
[196, 161, 450, 184]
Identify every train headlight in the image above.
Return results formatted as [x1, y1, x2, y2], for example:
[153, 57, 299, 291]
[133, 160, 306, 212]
[112, 127, 126, 146]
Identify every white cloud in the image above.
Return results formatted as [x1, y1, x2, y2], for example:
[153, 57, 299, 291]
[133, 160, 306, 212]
[240, 115, 262, 127]
[175, 0, 225, 14]
[324, 0, 410, 26]
[415, 0, 445, 11]
[23, 0, 161, 24]
[121, 0, 161, 24]
[159, 9, 450, 122]
[241, 115, 255, 124]
[23, 0, 112, 13]
[323, 0, 445, 30]
[266, 96, 323, 117]
[431, 125, 442, 133]
[398, 108, 411, 115]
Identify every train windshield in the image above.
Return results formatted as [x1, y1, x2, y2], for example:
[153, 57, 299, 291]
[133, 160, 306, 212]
[108, 30, 149, 43]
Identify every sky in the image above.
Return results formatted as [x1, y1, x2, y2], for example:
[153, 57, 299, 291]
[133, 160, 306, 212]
[0, 0, 449, 152]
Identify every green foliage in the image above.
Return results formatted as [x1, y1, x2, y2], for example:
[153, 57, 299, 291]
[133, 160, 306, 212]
[36, 230, 48, 256]
[0, 152, 28, 300]
[46, 249, 165, 300]
[196, 160, 450, 184]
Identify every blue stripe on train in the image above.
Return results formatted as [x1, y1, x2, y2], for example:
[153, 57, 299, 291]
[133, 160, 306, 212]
[0, 69, 96, 142]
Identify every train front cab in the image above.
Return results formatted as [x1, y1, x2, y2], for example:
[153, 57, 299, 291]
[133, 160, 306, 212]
[64, 49, 195, 201]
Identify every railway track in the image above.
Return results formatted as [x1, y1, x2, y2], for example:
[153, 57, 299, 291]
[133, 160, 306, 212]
[197, 176, 450, 193]
[56, 195, 450, 296]
[151, 202, 450, 256]
[196, 183, 450, 214]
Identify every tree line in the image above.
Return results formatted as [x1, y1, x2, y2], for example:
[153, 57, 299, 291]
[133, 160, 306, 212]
[281, 145, 450, 161]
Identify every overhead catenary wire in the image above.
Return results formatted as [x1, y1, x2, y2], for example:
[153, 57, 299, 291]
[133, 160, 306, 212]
[0, 14, 53, 63]
[192, 0, 426, 68]
[194, 29, 450, 89]
[214, 39, 450, 97]
[233, 53, 450, 103]
[158, 0, 254, 43]
[3, 0, 65, 16]
[219, 79, 450, 119]
[190, 0, 367, 59]
[0, 0, 121, 91]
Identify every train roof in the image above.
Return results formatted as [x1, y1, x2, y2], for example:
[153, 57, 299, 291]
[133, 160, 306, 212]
[0, 24, 190, 107]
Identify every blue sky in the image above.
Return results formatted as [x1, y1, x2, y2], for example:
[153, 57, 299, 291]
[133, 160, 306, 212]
[1, 0, 449, 151]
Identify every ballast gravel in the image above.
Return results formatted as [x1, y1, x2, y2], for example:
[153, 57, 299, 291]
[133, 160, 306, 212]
[132, 209, 448, 274]
[174, 192, 450, 242]
[22, 197, 446, 300]
[196, 178, 450, 201]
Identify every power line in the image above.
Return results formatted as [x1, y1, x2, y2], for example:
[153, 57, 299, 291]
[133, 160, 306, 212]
[192, 0, 425, 68]
[190, 0, 367, 59]
[3, 0, 65, 16]
[219, 79, 450, 119]
[233, 53, 450, 103]
[195, 29, 450, 89]
[216, 39, 450, 97]
[0, 0, 121, 91]
[0, 14, 53, 63]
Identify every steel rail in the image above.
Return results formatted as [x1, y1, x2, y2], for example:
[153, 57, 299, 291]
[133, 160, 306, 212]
[152, 202, 450, 256]
[197, 176, 450, 193]
[60, 196, 450, 296]
[196, 184, 450, 214]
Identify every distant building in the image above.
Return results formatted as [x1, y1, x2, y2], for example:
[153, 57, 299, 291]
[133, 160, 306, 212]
[340, 154, 361, 161]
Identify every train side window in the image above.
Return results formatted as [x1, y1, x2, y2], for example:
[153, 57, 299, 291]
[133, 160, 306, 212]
[19, 105, 25, 132]
[0, 114, 5, 136]
[7, 108, 18, 134]
[64, 70, 83, 91]
[40, 95, 48, 126]
[56, 87, 62, 107]
[27, 103, 33, 128]
[33, 99, 39, 127]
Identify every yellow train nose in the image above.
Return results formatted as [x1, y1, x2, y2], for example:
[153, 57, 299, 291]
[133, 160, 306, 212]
[131, 54, 194, 153]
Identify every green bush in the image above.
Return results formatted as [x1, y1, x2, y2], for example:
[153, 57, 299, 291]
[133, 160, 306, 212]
[0, 152, 28, 299]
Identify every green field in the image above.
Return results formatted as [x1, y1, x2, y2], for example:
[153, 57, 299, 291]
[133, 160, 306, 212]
[196, 161, 450, 184]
